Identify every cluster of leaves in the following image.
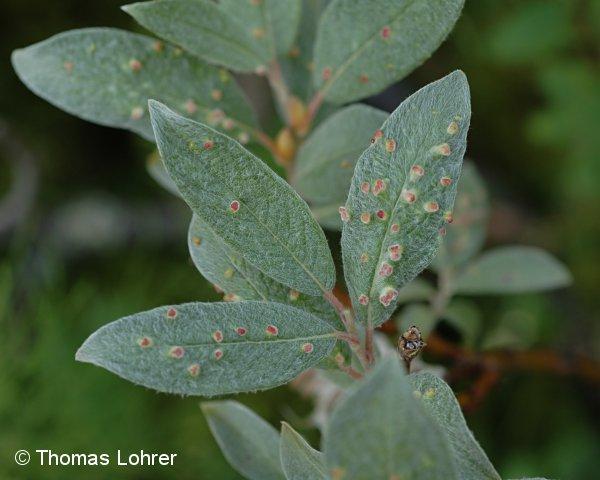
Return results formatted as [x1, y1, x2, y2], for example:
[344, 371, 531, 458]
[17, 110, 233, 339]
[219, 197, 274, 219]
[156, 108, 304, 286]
[202, 358, 552, 480]
[11, 0, 570, 478]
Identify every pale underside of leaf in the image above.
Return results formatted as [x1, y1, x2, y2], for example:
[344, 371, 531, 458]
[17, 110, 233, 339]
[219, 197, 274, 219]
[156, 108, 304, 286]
[124, 0, 271, 72]
[453, 246, 572, 295]
[313, 0, 465, 103]
[293, 104, 388, 231]
[323, 357, 458, 480]
[76, 301, 336, 396]
[11, 28, 256, 141]
[202, 400, 285, 480]
[188, 215, 342, 329]
[280, 422, 329, 480]
[409, 372, 501, 480]
[149, 100, 336, 296]
[341, 71, 471, 328]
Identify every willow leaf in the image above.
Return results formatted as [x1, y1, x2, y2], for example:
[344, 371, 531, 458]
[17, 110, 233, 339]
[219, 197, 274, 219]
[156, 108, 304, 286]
[294, 104, 388, 231]
[219, 0, 301, 57]
[12, 28, 255, 141]
[280, 423, 329, 480]
[149, 100, 336, 296]
[409, 373, 501, 480]
[341, 71, 471, 327]
[76, 302, 336, 396]
[323, 357, 458, 480]
[453, 246, 572, 295]
[313, 0, 465, 104]
[188, 215, 341, 329]
[202, 401, 285, 480]
[123, 0, 270, 72]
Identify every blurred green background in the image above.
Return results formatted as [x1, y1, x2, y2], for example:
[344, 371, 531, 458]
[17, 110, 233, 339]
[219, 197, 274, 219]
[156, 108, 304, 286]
[1, 0, 598, 478]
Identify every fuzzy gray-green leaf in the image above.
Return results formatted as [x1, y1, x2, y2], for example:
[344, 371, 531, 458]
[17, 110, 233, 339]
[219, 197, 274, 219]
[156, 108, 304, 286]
[219, 0, 301, 57]
[323, 357, 458, 480]
[202, 401, 285, 480]
[294, 104, 388, 231]
[280, 423, 329, 480]
[188, 215, 341, 329]
[313, 0, 465, 104]
[409, 373, 501, 480]
[433, 161, 489, 270]
[453, 246, 572, 295]
[150, 101, 335, 296]
[123, 0, 271, 72]
[341, 71, 471, 327]
[76, 302, 336, 396]
[12, 28, 255, 141]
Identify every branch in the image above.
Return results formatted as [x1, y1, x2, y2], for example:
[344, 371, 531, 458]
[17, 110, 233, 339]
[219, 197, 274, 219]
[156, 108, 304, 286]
[425, 332, 600, 410]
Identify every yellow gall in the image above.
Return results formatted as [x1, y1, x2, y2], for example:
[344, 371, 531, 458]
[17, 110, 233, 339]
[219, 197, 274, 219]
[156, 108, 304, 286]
[385, 139, 396, 152]
[447, 121, 459, 135]
[432, 143, 451, 156]
[130, 106, 144, 120]
[424, 201, 440, 213]
[252, 27, 266, 39]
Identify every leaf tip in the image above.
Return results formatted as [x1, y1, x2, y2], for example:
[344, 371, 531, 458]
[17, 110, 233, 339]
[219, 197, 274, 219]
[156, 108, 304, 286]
[74, 343, 90, 363]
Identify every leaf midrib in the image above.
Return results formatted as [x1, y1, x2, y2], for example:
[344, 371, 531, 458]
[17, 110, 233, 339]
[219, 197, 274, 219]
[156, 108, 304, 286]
[366, 119, 439, 325]
[199, 148, 331, 295]
[160, 332, 336, 347]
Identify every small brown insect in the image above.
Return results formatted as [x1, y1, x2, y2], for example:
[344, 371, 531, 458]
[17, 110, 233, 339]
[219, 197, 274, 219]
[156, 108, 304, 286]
[398, 325, 426, 370]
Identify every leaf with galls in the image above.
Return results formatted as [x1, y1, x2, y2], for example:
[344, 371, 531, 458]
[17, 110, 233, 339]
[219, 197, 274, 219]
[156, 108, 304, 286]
[341, 71, 471, 328]
[76, 302, 336, 396]
[11, 28, 256, 142]
[313, 0, 465, 103]
[124, 0, 300, 74]
[218, 0, 301, 58]
[188, 215, 342, 329]
[149, 101, 336, 296]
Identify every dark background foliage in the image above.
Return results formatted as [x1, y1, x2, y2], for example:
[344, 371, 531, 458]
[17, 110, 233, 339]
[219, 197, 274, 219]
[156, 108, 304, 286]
[1, 1, 598, 478]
